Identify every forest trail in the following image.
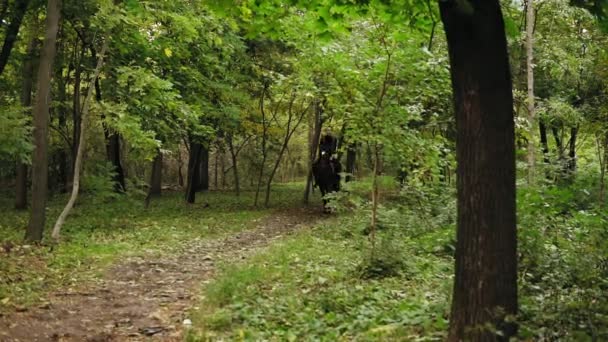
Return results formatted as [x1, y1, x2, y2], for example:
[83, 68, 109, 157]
[0, 206, 324, 342]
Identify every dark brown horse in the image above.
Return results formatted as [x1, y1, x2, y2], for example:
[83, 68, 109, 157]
[312, 135, 341, 212]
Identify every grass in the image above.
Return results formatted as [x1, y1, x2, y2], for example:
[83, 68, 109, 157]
[187, 191, 455, 341]
[0, 182, 313, 313]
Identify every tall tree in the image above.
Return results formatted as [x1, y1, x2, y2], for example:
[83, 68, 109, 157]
[526, 0, 536, 183]
[439, 0, 518, 340]
[25, 0, 61, 242]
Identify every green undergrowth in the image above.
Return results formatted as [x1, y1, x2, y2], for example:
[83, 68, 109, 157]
[0, 183, 310, 313]
[188, 184, 455, 341]
[189, 176, 608, 340]
[517, 179, 608, 340]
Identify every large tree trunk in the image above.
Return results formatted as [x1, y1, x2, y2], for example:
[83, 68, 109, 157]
[185, 141, 203, 203]
[25, 0, 61, 242]
[15, 38, 37, 210]
[439, 1, 518, 340]
[51, 40, 108, 240]
[0, 0, 30, 76]
[526, 0, 536, 184]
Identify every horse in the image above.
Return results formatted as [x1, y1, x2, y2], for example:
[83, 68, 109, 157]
[312, 137, 342, 212]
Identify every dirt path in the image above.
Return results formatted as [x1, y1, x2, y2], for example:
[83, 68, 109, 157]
[0, 207, 323, 342]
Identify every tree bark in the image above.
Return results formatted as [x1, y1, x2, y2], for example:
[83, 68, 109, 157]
[220, 146, 226, 189]
[15, 38, 37, 210]
[254, 85, 269, 206]
[144, 150, 162, 208]
[214, 146, 219, 190]
[185, 141, 203, 203]
[226, 134, 240, 196]
[149, 150, 162, 195]
[439, 1, 518, 340]
[567, 126, 578, 178]
[0, 0, 30, 76]
[539, 118, 551, 179]
[15, 163, 28, 210]
[51, 39, 108, 240]
[71, 44, 84, 172]
[598, 133, 608, 205]
[25, 0, 61, 242]
[198, 145, 209, 191]
[526, 0, 536, 184]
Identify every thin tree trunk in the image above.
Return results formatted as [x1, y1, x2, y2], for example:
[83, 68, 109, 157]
[51, 39, 107, 240]
[0, 0, 30, 76]
[439, 0, 517, 340]
[552, 125, 563, 158]
[254, 86, 269, 206]
[57, 63, 69, 193]
[539, 118, 551, 179]
[227, 134, 240, 196]
[370, 144, 380, 255]
[94, 71, 126, 192]
[597, 133, 607, 205]
[539, 119, 550, 164]
[214, 147, 219, 190]
[25, 0, 61, 242]
[567, 126, 578, 178]
[15, 38, 37, 210]
[345, 144, 357, 182]
[264, 103, 309, 207]
[526, 0, 536, 184]
[220, 147, 226, 189]
[71, 44, 84, 175]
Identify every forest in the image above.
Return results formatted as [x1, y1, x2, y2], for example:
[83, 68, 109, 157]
[1, 0, 608, 340]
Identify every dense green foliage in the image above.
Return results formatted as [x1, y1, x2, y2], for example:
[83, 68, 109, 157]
[1, 0, 608, 339]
